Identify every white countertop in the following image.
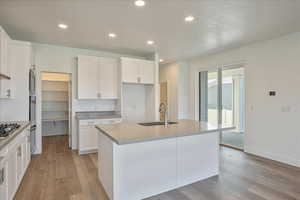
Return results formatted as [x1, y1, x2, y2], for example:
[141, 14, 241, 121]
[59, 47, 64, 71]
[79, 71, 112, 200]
[96, 120, 220, 145]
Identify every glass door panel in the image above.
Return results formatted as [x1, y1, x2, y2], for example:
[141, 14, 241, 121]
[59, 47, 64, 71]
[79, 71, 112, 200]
[199, 71, 219, 127]
[221, 67, 245, 149]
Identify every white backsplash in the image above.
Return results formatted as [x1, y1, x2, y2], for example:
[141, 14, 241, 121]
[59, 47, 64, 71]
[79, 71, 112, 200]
[74, 99, 117, 112]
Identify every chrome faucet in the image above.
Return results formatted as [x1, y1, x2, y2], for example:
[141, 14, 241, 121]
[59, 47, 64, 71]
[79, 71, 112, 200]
[159, 103, 168, 126]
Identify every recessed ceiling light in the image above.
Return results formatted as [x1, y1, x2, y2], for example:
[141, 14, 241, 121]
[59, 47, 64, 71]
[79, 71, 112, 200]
[108, 33, 117, 38]
[135, 0, 146, 7]
[185, 16, 195, 22]
[147, 40, 154, 45]
[58, 23, 68, 29]
[159, 59, 164, 62]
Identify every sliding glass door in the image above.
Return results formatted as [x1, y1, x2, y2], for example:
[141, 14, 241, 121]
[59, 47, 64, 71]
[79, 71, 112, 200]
[199, 71, 218, 126]
[221, 67, 245, 149]
[199, 66, 245, 150]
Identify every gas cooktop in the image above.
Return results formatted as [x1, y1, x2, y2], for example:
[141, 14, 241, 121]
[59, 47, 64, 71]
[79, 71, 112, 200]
[0, 123, 21, 138]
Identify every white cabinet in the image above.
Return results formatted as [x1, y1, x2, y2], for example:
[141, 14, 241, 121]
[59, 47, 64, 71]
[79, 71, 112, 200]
[16, 144, 23, 185]
[77, 55, 119, 99]
[0, 26, 12, 99]
[7, 146, 17, 200]
[77, 55, 99, 99]
[78, 124, 98, 154]
[121, 58, 140, 83]
[3, 127, 31, 200]
[121, 57, 155, 84]
[0, 153, 8, 200]
[140, 60, 155, 84]
[78, 118, 122, 154]
[99, 57, 119, 99]
[25, 131, 31, 168]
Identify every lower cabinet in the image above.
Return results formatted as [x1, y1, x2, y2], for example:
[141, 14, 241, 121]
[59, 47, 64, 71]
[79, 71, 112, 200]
[7, 145, 18, 200]
[0, 127, 31, 200]
[0, 155, 8, 200]
[79, 125, 98, 154]
[78, 118, 122, 155]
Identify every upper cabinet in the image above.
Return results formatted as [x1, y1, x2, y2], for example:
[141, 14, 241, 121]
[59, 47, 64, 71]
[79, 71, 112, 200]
[0, 26, 12, 99]
[139, 60, 155, 84]
[0, 27, 10, 78]
[77, 55, 99, 99]
[77, 55, 119, 99]
[99, 57, 119, 99]
[121, 57, 155, 84]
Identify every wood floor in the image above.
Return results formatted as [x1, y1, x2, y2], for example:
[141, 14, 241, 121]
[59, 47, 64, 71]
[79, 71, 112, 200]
[15, 136, 300, 200]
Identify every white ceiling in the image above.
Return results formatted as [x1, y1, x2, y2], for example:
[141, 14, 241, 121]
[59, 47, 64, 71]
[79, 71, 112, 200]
[0, 0, 300, 62]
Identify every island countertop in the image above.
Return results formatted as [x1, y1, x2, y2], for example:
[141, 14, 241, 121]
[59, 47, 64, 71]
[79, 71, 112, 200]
[95, 120, 220, 145]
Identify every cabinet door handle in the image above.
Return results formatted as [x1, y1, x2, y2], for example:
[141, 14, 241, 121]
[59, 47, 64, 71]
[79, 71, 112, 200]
[97, 93, 101, 98]
[6, 89, 11, 97]
[18, 146, 22, 157]
[137, 77, 141, 83]
[0, 168, 5, 185]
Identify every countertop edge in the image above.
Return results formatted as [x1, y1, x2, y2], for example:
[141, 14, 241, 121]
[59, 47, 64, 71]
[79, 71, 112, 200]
[0, 121, 31, 152]
[95, 125, 220, 145]
[75, 114, 122, 120]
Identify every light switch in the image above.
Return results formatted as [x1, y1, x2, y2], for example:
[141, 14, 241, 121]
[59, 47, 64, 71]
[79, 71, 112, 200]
[269, 91, 276, 96]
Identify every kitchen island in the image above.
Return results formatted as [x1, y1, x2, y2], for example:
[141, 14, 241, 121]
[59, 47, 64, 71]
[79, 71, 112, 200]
[95, 120, 220, 200]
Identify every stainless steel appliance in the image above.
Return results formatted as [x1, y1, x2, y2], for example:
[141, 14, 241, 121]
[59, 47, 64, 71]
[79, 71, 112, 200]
[29, 66, 36, 153]
[29, 67, 36, 96]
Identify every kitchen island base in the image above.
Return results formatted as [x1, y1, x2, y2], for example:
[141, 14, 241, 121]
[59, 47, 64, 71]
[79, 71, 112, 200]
[98, 131, 219, 200]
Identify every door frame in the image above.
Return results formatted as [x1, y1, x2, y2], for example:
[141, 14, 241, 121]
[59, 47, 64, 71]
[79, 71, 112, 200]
[196, 62, 246, 151]
[37, 71, 72, 154]
[219, 65, 245, 151]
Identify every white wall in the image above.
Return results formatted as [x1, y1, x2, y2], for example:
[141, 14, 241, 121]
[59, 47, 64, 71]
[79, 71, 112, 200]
[188, 31, 300, 167]
[32, 43, 146, 154]
[178, 62, 190, 119]
[0, 40, 31, 121]
[159, 62, 190, 121]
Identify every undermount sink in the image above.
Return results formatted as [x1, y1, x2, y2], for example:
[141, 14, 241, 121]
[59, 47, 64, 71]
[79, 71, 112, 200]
[138, 122, 178, 126]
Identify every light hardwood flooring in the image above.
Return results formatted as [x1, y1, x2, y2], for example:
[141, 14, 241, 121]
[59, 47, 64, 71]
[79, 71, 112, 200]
[15, 136, 300, 200]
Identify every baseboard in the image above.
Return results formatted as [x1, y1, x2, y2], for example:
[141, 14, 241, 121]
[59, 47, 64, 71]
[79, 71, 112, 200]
[79, 149, 97, 155]
[245, 148, 300, 168]
[42, 133, 67, 137]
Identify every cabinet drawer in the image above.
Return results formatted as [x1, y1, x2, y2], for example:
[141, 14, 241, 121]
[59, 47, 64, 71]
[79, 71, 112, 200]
[99, 118, 122, 124]
[79, 118, 122, 126]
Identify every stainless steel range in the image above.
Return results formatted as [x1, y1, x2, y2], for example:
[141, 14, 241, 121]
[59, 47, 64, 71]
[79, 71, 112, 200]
[0, 123, 21, 138]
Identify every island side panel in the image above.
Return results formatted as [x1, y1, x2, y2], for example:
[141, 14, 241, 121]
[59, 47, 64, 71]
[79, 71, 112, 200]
[98, 132, 114, 200]
[177, 131, 219, 186]
[113, 138, 178, 200]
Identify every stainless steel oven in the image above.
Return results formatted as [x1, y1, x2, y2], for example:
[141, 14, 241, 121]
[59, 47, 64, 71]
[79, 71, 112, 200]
[29, 66, 36, 153]
[29, 67, 36, 96]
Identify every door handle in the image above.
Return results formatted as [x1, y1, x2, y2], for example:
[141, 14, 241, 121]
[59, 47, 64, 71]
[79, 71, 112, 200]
[0, 168, 5, 185]
[18, 146, 22, 157]
[6, 89, 11, 97]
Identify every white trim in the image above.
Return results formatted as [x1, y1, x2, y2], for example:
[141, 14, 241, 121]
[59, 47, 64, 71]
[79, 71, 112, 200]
[245, 148, 300, 168]
[10, 40, 31, 46]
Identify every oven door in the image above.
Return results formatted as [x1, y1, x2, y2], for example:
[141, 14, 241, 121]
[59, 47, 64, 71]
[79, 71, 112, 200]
[29, 96, 36, 123]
